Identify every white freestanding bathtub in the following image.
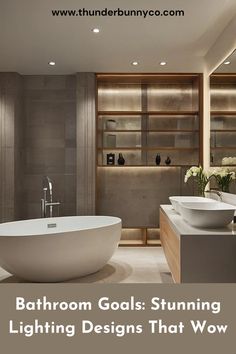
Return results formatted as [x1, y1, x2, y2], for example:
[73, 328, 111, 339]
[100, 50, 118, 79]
[0, 216, 121, 282]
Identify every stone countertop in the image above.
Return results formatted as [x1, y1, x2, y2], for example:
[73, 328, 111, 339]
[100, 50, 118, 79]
[160, 204, 236, 237]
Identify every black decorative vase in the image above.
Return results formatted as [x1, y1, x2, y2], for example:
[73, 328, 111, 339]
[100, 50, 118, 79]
[107, 153, 115, 165]
[117, 153, 125, 165]
[165, 156, 171, 165]
[155, 154, 161, 165]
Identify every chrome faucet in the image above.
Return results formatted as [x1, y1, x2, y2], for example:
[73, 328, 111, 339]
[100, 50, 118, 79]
[41, 176, 61, 217]
[205, 189, 223, 201]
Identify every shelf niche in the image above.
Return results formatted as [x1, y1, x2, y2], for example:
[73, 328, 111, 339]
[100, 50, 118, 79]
[96, 74, 203, 245]
[210, 74, 236, 167]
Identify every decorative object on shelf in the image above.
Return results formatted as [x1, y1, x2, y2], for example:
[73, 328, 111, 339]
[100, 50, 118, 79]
[155, 154, 161, 165]
[106, 119, 117, 130]
[117, 153, 125, 165]
[106, 153, 115, 165]
[106, 134, 116, 148]
[210, 153, 214, 164]
[222, 157, 236, 165]
[165, 156, 171, 165]
[212, 167, 236, 193]
[184, 166, 212, 197]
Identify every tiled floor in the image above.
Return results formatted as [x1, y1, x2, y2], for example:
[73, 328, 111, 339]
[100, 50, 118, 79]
[0, 247, 173, 283]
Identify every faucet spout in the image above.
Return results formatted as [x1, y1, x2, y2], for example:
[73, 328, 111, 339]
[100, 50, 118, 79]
[43, 176, 53, 200]
[205, 189, 223, 201]
[41, 177, 60, 217]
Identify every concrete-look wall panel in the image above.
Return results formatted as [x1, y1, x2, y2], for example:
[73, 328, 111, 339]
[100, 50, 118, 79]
[0, 72, 23, 222]
[97, 167, 192, 227]
[76, 73, 96, 215]
[22, 75, 76, 219]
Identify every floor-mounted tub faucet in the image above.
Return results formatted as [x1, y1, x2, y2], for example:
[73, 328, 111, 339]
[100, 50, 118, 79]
[41, 176, 61, 217]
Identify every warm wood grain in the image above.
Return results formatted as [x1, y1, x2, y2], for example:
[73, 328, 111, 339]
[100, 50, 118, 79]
[160, 209, 180, 283]
[98, 110, 199, 115]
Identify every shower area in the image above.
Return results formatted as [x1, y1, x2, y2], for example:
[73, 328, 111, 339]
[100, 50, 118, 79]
[0, 72, 96, 222]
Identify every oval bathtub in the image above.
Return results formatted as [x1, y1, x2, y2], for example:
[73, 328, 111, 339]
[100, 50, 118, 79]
[0, 216, 121, 282]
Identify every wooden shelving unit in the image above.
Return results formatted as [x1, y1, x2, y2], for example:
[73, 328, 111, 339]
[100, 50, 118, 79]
[98, 110, 199, 115]
[210, 74, 236, 166]
[96, 73, 203, 246]
[98, 147, 198, 151]
[119, 227, 161, 247]
[97, 165, 195, 167]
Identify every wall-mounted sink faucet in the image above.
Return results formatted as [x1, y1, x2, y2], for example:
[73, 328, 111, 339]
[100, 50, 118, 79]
[41, 176, 61, 217]
[205, 189, 223, 202]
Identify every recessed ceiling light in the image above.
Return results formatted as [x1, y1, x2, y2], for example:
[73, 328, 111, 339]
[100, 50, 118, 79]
[48, 61, 56, 66]
[132, 61, 139, 66]
[224, 61, 231, 65]
[92, 28, 100, 33]
[159, 61, 167, 66]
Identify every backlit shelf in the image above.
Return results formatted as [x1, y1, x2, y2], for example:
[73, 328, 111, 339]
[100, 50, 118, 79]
[211, 130, 236, 132]
[98, 147, 198, 151]
[98, 110, 199, 116]
[97, 165, 194, 168]
[211, 147, 236, 150]
[211, 111, 236, 116]
[99, 129, 199, 133]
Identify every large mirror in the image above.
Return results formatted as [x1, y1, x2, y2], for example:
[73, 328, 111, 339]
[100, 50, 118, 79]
[210, 50, 236, 194]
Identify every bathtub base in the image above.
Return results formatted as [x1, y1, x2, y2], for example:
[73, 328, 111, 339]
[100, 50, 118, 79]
[0, 216, 121, 282]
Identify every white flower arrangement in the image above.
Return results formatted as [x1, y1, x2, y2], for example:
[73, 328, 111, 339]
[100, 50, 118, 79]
[212, 167, 235, 192]
[222, 157, 236, 165]
[184, 166, 202, 182]
[184, 166, 212, 196]
[212, 167, 235, 179]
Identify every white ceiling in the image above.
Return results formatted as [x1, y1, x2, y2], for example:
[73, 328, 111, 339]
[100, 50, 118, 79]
[0, 0, 236, 74]
[215, 50, 236, 73]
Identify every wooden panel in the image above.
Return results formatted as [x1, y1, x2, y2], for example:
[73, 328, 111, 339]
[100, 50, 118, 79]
[210, 74, 236, 84]
[97, 73, 199, 84]
[98, 111, 199, 115]
[160, 210, 180, 283]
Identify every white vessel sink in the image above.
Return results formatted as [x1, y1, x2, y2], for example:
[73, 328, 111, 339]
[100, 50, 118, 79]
[179, 201, 236, 228]
[169, 196, 216, 214]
